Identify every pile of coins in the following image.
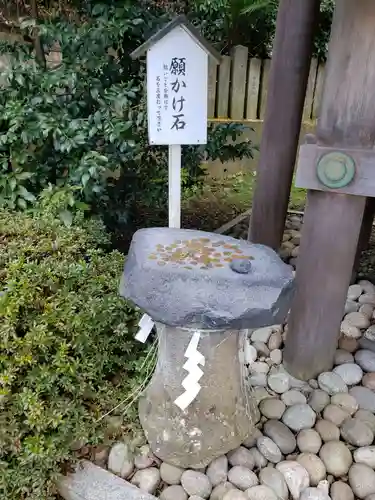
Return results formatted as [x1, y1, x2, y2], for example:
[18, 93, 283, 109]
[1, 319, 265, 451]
[148, 237, 253, 271]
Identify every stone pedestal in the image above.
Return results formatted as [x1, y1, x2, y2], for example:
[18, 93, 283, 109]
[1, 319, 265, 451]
[120, 228, 294, 468]
[139, 323, 254, 468]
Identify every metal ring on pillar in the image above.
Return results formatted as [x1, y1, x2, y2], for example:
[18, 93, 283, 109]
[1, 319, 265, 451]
[316, 151, 356, 189]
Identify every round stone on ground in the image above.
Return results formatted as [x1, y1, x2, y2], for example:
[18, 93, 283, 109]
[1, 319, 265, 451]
[297, 429, 322, 454]
[206, 455, 228, 487]
[249, 373, 268, 387]
[269, 349, 282, 365]
[134, 445, 154, 470]
[355, 349, 375, 372]
[317, 372, 348, 395]
[131, 468, 161, 495]
[259, 466, 288, 500]
[244, 342, 258, 365]
[340, 322, 362, 340]
[315, 419, 340, 442]
[252, 327, 274, 344]
[299, 487, 331, 500]
[249, 447, 268, 469]
[323, 404, 350, 426]
[330, 393, 358, 415]
[227, 466, 259, 491]
[353, 446, 375, 468]
[275, 461, 310, 500]
[107, 442, 134, 479]
[344, 311, 370, 329]
[334, 348, 355, 365]
[268, 331, 282, 351]
[222, 491, 247, 500]
[348, 463, 375, 499]
[267, 371, 290, 394]
[160, 462, 184, 485]
[319, 441, 353, 477]
[333, 363, 363, 385]
[263, 420, 296, 454]
[360, 303, 374, 319]
[257, 436, 282, 464]
[253, 342, 270, 357]
[330, 480, 354, 500]
[362, 372, 375, 390]
[350, 386, 375, 412]
[253, 388, 271, 405]
[242, 428, 262, 449]
[245, 485, 278, 500]
[180, 470, 212, 499]
[308, 390, 330, 414]
[365, 325, 375, 342]
[259, 398, 286, 419]
[359, 293, 375, 306]
[210, 481, 236, 500]
[341, 417, 374, 447]
[358, 280, 375, 295]
[227, 446, 255, 469]
[296, 453, 326, 486]
[282, 403, 316, 432]
[281, 390, 307, 406]
[250, 362, 270, 374]
[347, 284, 363, 300]
[160, 485, 187, 500]
[355, 409, 375, 432]
[345, 300, 360, 314]
[338, 336, 358, 353]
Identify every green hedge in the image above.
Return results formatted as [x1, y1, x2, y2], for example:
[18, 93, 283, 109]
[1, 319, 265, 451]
[0, 205, 146, 499]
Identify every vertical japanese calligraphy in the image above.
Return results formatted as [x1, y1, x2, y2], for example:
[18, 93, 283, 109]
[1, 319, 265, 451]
[163, 63, 169, 111]
[170, 57, 187, 131]
[156, 75, 162, 132]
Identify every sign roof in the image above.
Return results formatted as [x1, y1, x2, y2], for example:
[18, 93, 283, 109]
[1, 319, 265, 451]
[130, 15, 221, 64]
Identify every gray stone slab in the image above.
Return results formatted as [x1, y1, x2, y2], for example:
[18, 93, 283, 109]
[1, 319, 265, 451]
[58, 460, 157, 500]
[120, 228, 294, 329]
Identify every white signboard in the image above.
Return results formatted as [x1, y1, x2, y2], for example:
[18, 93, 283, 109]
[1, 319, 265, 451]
[146, 26, 208, 146]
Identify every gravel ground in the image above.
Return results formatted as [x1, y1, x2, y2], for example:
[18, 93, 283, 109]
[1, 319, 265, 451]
[92, 214, 375, 500]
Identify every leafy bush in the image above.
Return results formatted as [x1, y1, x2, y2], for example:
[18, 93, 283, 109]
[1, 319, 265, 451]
[0, 3, 256, 232]
[0, 201, 146, 499]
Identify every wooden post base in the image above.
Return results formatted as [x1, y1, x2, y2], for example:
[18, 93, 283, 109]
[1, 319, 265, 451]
[283, 191, 365, 380]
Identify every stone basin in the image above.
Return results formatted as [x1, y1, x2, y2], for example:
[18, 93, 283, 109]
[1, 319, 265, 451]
[120, 228, 294, 330]
[120, 228, 294, 468]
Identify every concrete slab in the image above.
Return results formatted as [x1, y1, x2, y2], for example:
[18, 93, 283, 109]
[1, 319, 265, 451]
[58, 460, 158, 500]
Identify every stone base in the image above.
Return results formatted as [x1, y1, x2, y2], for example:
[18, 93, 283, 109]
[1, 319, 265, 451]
[139, 324, 259, 468]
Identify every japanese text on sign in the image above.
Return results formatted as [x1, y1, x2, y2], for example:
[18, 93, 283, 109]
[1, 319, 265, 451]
[170, 57, 186, 131]
[146, 25, 208, 145]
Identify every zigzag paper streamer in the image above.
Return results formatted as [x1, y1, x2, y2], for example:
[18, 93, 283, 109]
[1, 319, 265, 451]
[135, 313, 155, 343]
[174, 330, 205, 410]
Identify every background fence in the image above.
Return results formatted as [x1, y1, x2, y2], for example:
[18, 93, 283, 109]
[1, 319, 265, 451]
[207, 45, 325, 122]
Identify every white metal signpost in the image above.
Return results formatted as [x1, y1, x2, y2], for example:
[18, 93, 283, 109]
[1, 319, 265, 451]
[131, 18, 220, 408]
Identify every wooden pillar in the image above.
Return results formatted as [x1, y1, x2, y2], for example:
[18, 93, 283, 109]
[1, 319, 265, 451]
[248, 0, 320, 250]
[284, 0, 375, 380]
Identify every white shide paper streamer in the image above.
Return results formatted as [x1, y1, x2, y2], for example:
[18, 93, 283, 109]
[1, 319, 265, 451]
[174, 330, 205, 411]
[135, 313, 155, 343]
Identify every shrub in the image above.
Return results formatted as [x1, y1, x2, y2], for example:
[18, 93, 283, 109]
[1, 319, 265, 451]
[0, 3, 256, 233]
[0, 201, 147, 499]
